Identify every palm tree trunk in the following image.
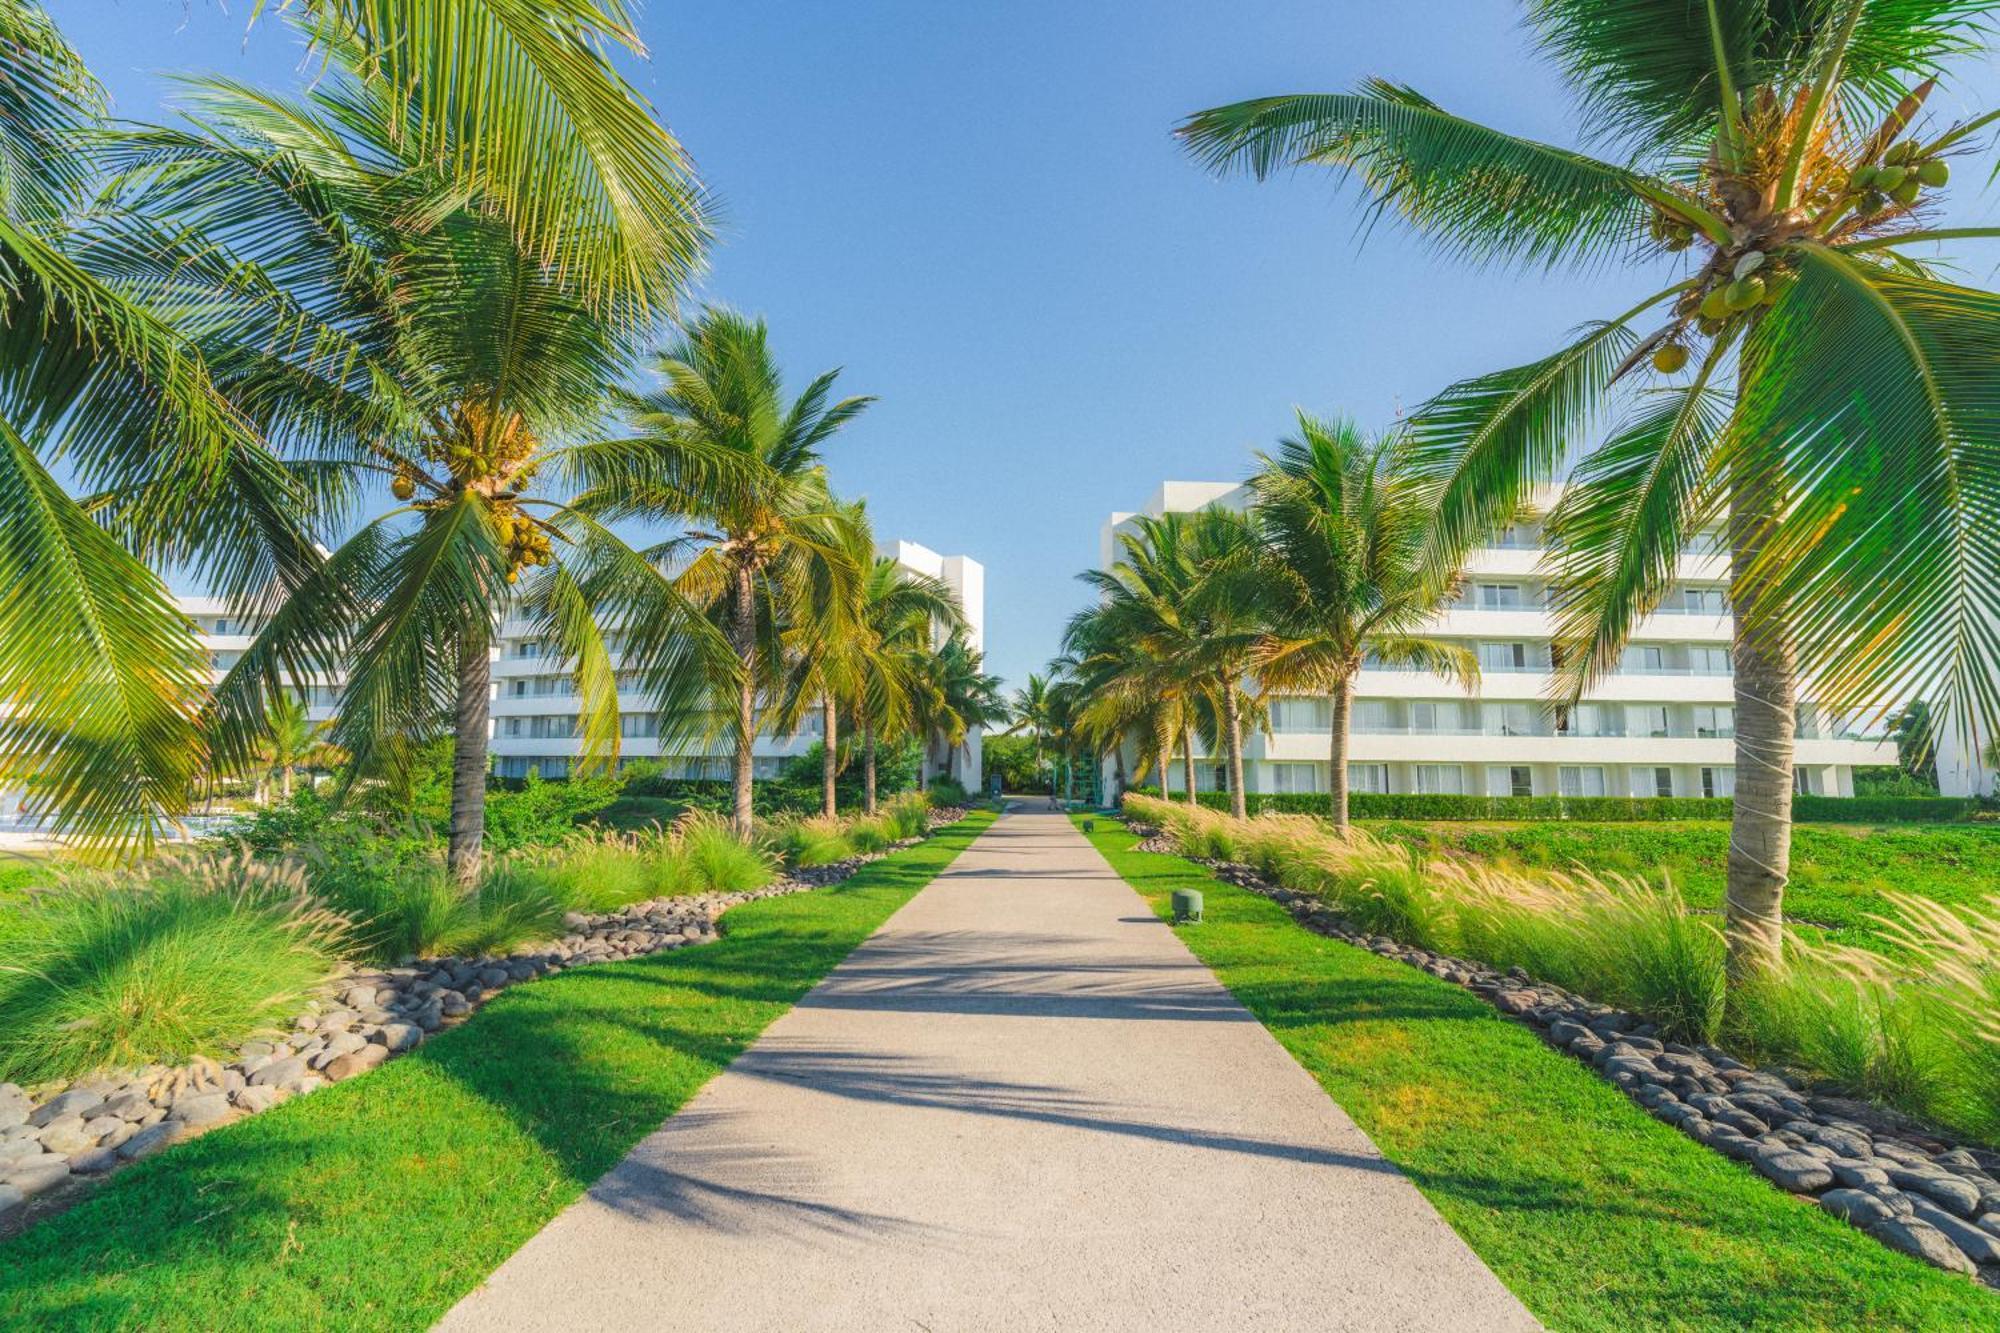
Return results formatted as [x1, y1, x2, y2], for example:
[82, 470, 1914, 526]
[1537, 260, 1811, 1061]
[447, 625, 492, 885]
[1328, 674, 1352, 833]
[821, 694, 839, 818]
[1220, 677, 1247, 819]
[730, 562, 758, 839]
[863, 720, 878, 814]
[1725, 461, 1797, 982]
[282, 766, 294, 800]
[1181, 724, 1198, 806]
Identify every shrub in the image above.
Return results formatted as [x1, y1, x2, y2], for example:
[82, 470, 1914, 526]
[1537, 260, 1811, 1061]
[0, 855, 347, 1082]
[1123, 787, 1978, 824]
[846, 817, 893, 855]
[880, 792, 931, 841]
[759, 815, 853, 868]
[523, 831, 662, 913]
[440, 862, 572, 958]
[927, 775, 968, 806]
[1121, 792, 1997, 1133]
[678, 813, 777, 892]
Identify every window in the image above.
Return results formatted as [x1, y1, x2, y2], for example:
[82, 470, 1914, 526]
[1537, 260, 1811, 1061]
[1795, 703, 1823, 741]
[1348, 763, 1389, 794]
[1559, 704, 1621, 738]
[1682, 586, 1728, 614]
[1485, 702, 1537, 737]
[1794, 768, 1817, 796]
[1624, 645, 1667, 674]
[1415, 764, 1465, 795]
[1478, 583, 1525, 609]
[620, 713, 659, 738]
[1491, 524, 1538, 549]
[1507, 765, 1534, 798]
[1634, 705, 1671, 738]
[212, 618, 234, 635]
[1272, 697, 1332, 733]
[1692, 705, 1733, 738]
[510, 680, 528, 697]
[1352, 700, 1393, 732]
[1478, 641, 1532, 672]
[1701, 766, 1735, 798]
[1692, 646, 1732, 674]
[1559, 765, 1607, 798]
[1653, 767, 1675, 799]
[1268, 763, 1321, 794]
[1411, 701, 1460, 733]
[503, 718, 523, 737]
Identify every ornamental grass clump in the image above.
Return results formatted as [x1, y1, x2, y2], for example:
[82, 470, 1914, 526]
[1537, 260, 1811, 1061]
[880, 792, 931, 841]
[0, 854, 348, 1083]
[760, 814, 855, 868]
[524, 830, 662, 913]
[678, 812, 777, 892]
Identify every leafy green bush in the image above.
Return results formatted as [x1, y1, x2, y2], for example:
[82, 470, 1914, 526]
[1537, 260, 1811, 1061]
[1125, 787, 1977, 824]
[0, 855, 347, 1082]
[482, 769, 625, 851]
[927, 775, 969, 806]
[981, 733, 1047, 792]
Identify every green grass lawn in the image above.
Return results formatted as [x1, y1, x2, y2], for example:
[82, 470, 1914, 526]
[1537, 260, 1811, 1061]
[1075, 815, 2000, 1332]
[0, 811, 993, 1332]
[1370, 819, 2000, 953]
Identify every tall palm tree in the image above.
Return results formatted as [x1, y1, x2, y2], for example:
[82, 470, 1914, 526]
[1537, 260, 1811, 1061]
[1082, 510, 1267, 817]
[120, 33, 728, 882]
[1065, 586, 1203, 805]
[1179, 2, 2000, 978]
[609, 308, 872, 836]
[912, 634, 1006, 787]
[0, 0, 717, 857]
[1005, 673, 1056, 780]
[1249, 415, 1478, 830]
[252, 694, 343, 803]
[851, 555, 967, 812]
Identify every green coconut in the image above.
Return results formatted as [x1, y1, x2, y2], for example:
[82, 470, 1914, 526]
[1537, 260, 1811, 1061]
[1875, 165, 1908, 192]
[1725, 275, 1767, 311]
[1892, 179, 1922, 207]
[1699, 288, 1732, 320]
[1918, 158, 1950, 188]
[1652, 342, 1690, 374]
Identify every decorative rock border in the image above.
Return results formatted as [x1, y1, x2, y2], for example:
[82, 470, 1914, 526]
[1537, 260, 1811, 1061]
[1140, 827, 2000, 1287]
[0, 827, 944, 1236]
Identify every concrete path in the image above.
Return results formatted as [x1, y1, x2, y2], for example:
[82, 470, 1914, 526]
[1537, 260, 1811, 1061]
[438, 808, 1538, 1332]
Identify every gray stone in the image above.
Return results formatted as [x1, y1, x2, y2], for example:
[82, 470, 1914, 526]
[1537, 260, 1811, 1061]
[1603, 1055, 1661, 1082]
[3, 1157, 71, 1196]
[323, 1043, 391, 1081]
[1908, 1200, 2000, 1265]
[1897, 1170, 1983, 1218]
[1753, 1148, 1834, 1194]
[28, 1089, 103, 1127]
[1820, 1188, 1895, 1228]
[1810, 1125, 1873, 1160]
[1857, 1183, 1917, 1216]
[342, 984, 384, 1010]
[0, 1137, 40, 1163]
[168, 1092, 232, 1126]
[118, 1123, 178, 1162]
[375, 1022, 423, 1053]
[250, 1056, 310, 1088]
[1979, 1211, 2000, 1239]
[1867, 1217, 1977, 1274]
[68, 1146, 121, 1175]
[0, 1182, 22, 1219]
[102, 1092, 154, 1122]
[233, 1086, 287, 1114]
[1828, 1157, 1891, 1189]
[34, 1114, 97, 1156]
[0, 1085, 28, 1132]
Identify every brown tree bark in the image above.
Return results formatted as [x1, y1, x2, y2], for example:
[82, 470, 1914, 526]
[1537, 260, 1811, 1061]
[730, 563, 758, 839]
[1220, 676, 1247, 819]
[1328, 673, 1353, 833]
[862, 720, 878, 814]
[1725, 460, 1797, 982]
[821, 694, 839, 818]
[1181, 723, 1198, 806]
[447, 624, 492, 885]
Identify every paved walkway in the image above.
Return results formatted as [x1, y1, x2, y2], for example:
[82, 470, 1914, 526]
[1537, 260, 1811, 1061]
[438, 808, 1537, 1331]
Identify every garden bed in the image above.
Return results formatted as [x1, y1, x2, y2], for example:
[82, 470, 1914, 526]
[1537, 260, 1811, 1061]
[0, 831, 935, 1236]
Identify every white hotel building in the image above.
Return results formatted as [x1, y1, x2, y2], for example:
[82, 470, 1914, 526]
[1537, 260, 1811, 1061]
[0, 542, 983, 830]
[1101, 482, 1891, 801]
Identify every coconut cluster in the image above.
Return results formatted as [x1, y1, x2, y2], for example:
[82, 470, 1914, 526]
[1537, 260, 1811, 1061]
[1850, 139, 1949, 216]
[385, 404, 554, 580]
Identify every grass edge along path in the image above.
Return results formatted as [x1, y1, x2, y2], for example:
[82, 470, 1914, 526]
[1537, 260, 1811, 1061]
[0, 812, 996, 1332]
[1072, 815, 1999, 1332]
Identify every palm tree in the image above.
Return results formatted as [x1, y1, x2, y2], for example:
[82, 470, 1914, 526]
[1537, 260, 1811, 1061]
[851, 555, 968, 812]
[1006, 673, 1056, 784]
[610, 308, 872, 837]
[912, 634, 1006, 788]
[1082, 510, 1267, 818]
[120, 33, 727, 882]
[1, 0, 718, 857]
[1064, 594, 1202, 805]
[1249, 415, 1478, 830]
[252, 694, 343, 803]
[1179, 4, 2000, 978]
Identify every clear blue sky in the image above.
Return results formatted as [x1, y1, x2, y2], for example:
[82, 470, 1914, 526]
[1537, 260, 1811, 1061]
[50, 1, 2000, 690]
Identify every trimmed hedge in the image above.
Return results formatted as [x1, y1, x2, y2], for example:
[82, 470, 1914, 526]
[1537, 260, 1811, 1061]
[1121, 788, 1980, 824]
